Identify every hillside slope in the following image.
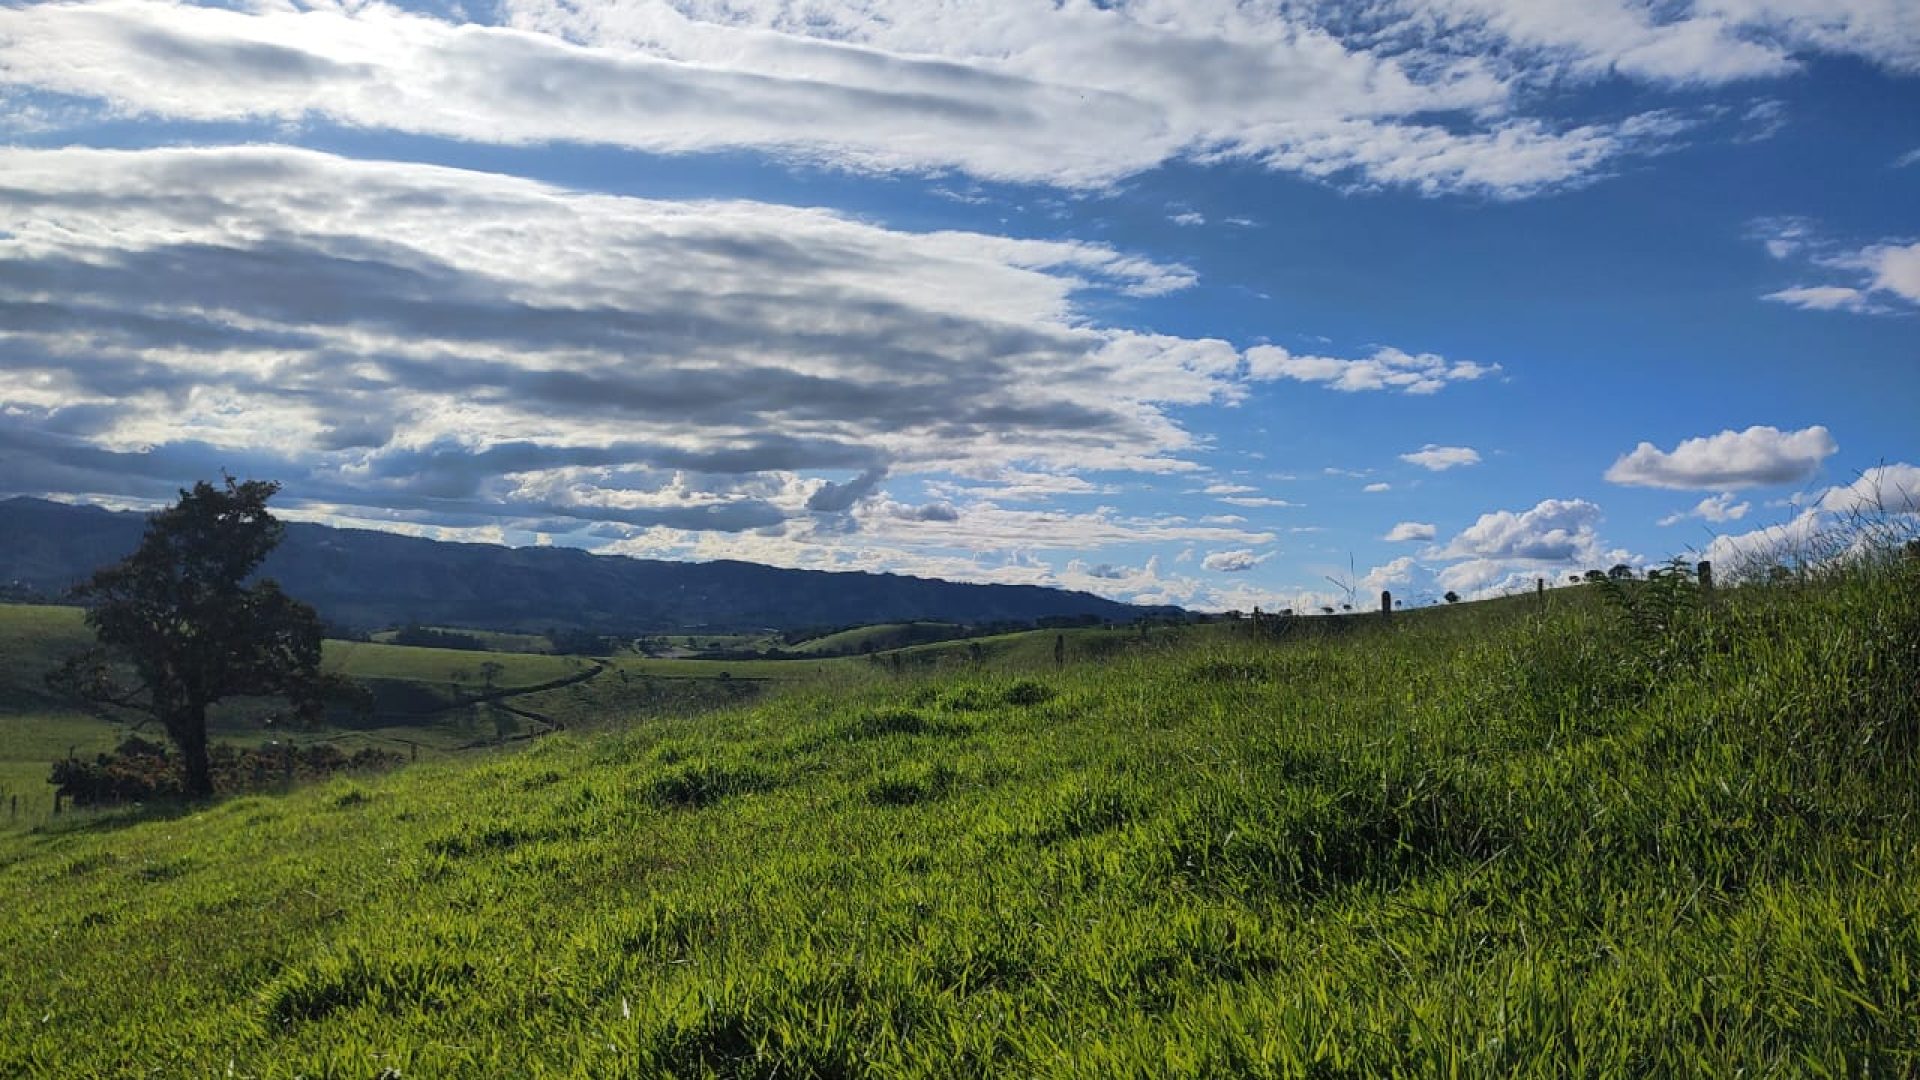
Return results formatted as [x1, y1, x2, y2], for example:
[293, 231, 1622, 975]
[0, 497, 1170, 633]
[2, 556, 1916, 1076]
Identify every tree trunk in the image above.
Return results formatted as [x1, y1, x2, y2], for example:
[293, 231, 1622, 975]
[173, 706, 214, 799]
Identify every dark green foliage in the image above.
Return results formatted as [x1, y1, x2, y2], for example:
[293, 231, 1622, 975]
[1000, 679, 1054, 706]
[866, 762, 960, 806]
[646, 760, 776, 809]
[50, 737, 401, 807]
[46, 480, 331, 797]
[390, 625, 489, 651]
[841, 708, 934, 739]
[1591, 556, 1709, 676]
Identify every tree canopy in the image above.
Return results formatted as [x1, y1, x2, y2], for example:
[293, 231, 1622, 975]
[49, 479, 328, 798]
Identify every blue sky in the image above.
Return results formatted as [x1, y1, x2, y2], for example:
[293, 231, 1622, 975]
[0, 0, 1916, 611]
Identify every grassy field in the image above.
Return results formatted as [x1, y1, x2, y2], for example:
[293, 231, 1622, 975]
[1, 551, 1915, 1075]
[786, 622, 965, 656]
[0, 605, 860, 830]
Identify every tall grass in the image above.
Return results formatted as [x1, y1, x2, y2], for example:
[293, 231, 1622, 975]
[0, 549, 1915, 1076]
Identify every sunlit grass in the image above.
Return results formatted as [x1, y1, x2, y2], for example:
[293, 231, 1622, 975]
[0, 555, 1916, 1075]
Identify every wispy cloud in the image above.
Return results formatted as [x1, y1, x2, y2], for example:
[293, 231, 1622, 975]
[0, 0, 1748, 197]
[1246, 346, 1499, 395]
[1400, 444, 1481, 471]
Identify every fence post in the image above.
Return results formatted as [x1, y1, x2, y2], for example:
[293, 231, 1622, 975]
[1381, 590, 1392, 618]
[1696, 560, 1713, 593]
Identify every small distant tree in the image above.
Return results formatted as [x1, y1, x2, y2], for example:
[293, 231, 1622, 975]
[47, 479, 328, 799]
[1609, 563, 1636, 581]
[1443, 591, 1460, 604]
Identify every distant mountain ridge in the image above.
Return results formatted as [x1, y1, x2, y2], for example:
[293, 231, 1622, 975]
[0, 497, 1172, 633]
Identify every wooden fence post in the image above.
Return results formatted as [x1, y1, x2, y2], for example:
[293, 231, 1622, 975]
[1696, 560, 1713, 593]
[1381, 590, 1392, 618]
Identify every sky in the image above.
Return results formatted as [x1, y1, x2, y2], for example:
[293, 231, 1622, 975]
[1, 0, 1916, 612]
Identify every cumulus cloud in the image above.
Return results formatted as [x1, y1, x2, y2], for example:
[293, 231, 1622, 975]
[1659, 491, 1751, 526]
[1605, 425, 1837, 490]
[1818, 464, 1920, 515]
[1701, 508, 1827, 575]
[1431, 498, 1605, 561]
[1392, 497, 1636, 599]
[1203, 549, 1269, 573]
[1384, 521, 1438, 542]
[0, 0, 1730, 198]
[1399, 444, 1481, 470]
[1246, 345, 1499, 395]
[1364, 483, 1393, 493]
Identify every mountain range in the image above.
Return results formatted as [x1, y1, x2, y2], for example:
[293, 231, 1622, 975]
[0, 497, 1170, 633]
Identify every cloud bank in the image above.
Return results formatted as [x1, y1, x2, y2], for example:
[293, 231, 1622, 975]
[4, 0, 1889, 197]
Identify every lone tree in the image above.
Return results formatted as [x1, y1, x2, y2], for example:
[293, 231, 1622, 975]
[49, 479, 328, 799]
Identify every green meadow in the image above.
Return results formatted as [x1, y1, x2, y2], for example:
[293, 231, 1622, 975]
[1, 553, 1917, 1076]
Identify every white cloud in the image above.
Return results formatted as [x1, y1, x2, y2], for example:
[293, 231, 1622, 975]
[1399, 444, 1482, 470]
[1658, 491, 1751, 525]
[1701, 508, 1827, 575]
[1895, 147, 1920, 168]
[1431, 498, 1606, 561]
[1762, 285, 1876, 312]
[1246, 345, 1499, 395]
[1755, 223, 1920, 313]
[1395, 0, 1920, 82]
[1605, 425, 1837, 490]
[0, 0, 1719, 198]
[1363, 483, 1393, 493]
[1384, 521, 1438, 542]
[1203, 549, 1269, 573]
[1201, 482, 1258, 496]
[1219, 496, 1301, 509]
[1818, 464, 1920, 515]
[0, 144, 1307, 527]
[1865, 242, 1920, 305]
[1401, 496, 1636, 599]
[1169, 211, 1207, 227]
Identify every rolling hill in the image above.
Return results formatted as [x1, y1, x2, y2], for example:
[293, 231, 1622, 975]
[0, 497, 1173, 634]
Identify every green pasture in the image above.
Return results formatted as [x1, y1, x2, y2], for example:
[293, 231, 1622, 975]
[0, 550, 1914, 1075]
